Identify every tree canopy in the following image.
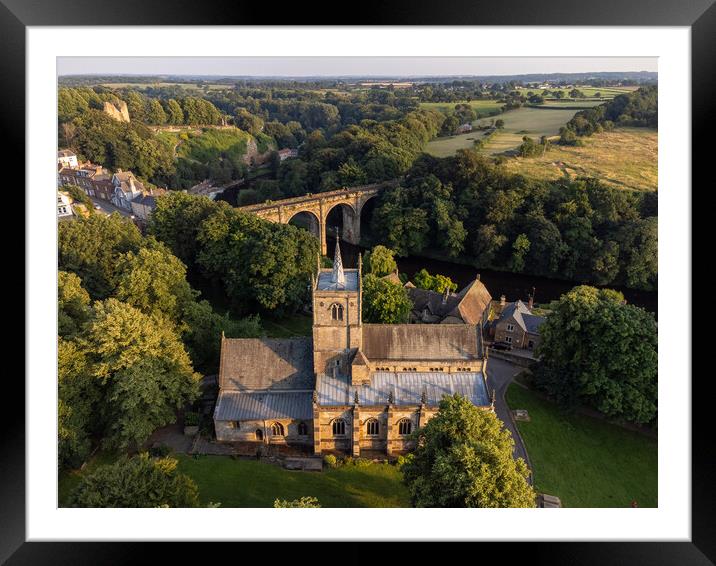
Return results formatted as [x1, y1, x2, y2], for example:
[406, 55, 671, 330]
[401, 394, 535, 507]
[361, 274, 412, 324]
[533, 285, 658, 424]
[67, 454, 201, 508]
[363, 245, 398, 277]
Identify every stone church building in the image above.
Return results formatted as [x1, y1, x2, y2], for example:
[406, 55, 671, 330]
[214, 241, 494, 456]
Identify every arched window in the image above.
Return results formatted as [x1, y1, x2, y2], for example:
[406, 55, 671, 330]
[255, 429, 263, 441]
[331, 303, 344, 321]
[398, 419, 412, 436]
[366, 418, 379, 436]
[297, 421, 308, 436]
[332, 418, 346, 436]
[271, 422, 284, 436]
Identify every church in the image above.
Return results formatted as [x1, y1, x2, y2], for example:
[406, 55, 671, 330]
[213, 240, 494, 456]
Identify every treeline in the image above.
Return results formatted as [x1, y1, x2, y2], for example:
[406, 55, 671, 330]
[559, 86, 658, 145]
[59, 87, 225, 125]
[148, 192, 319, 316]
[57, 214, 263, 469]
[370, 150, 657, 291]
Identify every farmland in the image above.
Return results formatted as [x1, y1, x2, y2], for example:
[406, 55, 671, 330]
[425, 106, 582, 157]
[501, 127, 658, 192]
[419, 99, 504, 115]
[515, 85, 640, 99]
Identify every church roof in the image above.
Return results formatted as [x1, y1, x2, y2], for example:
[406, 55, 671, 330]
[215, 390, 313, 421]
[316, 270, 358, 291]
[361, 324, 481, 360]
[219, 337, 314, 390]
[317, 371, 489, 407]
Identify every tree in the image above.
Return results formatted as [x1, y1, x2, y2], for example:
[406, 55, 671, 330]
[58, 214, 143, 299]
[58, 271, 91, 338]
[533, 286, 657, 424]
[147, 192, 220, 269]
[83, 298, 200, 450]
[67, 454, 201, 508]
[273, 496, 321, 508]
[361, 274, 412, 323]
[509, 233, 530, 272]
[59, 337, 100, 469]
[114, 239, 196, 325]
[363, 245, 398, 277]
[61, 184, 94, 214]
[495, 119, 505, 129]
[401, 394, 535, 507]
[412, 269, 457, 294]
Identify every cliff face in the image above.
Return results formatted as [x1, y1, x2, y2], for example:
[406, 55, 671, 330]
[242, 136, 274, 167]
[103, 100, 130, 123]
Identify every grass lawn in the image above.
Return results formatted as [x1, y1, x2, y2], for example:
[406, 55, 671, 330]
[501, 128, 657, 192]
[505, 384, 657, 508]
[176, 454, 410, 507]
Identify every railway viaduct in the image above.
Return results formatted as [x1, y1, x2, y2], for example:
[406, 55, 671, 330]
[239, 181, 397, 255]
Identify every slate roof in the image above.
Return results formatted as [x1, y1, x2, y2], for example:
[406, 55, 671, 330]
[317, 371, 490, 407]
[316, 270, 359, 291]
[499, 300, 546, 334]
[215, 390, 313, 421]
[219, 337, 314, 390]
[407, 277, 491, 325]
[361, 324, 482, 360]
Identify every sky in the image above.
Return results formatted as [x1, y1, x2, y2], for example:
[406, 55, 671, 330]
[57, 57, 657, 78]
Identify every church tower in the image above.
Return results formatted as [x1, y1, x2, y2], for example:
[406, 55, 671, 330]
[312, 235, 362, 377]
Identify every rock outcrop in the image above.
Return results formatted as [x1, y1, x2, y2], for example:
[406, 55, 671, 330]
[103, 100, 130, 123]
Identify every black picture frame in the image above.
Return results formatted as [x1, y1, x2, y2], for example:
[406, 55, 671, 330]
[6, 0, 707, 562]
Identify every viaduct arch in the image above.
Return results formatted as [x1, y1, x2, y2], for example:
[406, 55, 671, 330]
[239, 181, 395, 255]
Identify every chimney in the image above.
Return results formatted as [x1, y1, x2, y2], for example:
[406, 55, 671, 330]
[476, 273, 481, 281]
[442, 287, 449, 305]
[528, 295, 534, 310]
[500, 295, 506, 306]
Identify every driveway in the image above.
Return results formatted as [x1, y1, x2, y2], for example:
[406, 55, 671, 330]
[486, 357, 532, 478]
[89, 196, 133, 218]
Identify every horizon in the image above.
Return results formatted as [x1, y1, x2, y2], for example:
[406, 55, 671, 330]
[57, 56, 657, 78]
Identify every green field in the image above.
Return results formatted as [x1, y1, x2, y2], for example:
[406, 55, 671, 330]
[419, 100, 504, 115]
[502, 127, 658, 192]
[176, 455, 410, 507]
[516, 85, 640, 99]
[505, 384, 657, 508]
[425, 106, 582, 157]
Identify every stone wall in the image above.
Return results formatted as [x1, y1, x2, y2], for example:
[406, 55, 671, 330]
[215, 418, 313, 445]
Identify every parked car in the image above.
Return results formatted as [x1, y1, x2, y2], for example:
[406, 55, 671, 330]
[94, 204, 101, 210]
[491, 341, 513, 351]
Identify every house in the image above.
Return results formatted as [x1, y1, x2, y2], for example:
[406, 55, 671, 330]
[57, 149, 78, 169]
[404, 275, 492, 327]
[111, 170, 145, 210]
[57, 192, 74, 220]
[130, 188, 166, 221]
[492, 297, 546, 351]
[213, 240, 493, 456]
[58, 163, 107, 197]
[277, 148, 299, 161]
[455, 123, 473, 134]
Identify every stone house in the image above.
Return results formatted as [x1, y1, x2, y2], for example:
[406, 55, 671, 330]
[111, 171, 145, 210]
[130, 188, 166, 221]
[403, 275, 492, 327]
[278, 148, 299, 161]
[214, 240, 494, 456]
[58, 163, 107, 197]
[493, 298, 546, 351]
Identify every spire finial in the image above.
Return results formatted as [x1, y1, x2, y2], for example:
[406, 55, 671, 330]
[331, 230, 345, 287]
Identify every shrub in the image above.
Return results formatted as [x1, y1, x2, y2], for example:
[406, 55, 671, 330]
[149, 444, 172, 458]
[352, 457, 372, 468]
[395, 453, 414, 470]
[323, 454, 338, 468]
[274, 496, 321, 508]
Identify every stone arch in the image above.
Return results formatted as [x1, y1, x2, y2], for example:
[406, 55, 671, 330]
[357, 194, 378, 241]
[287, 209, 321, 240]
[324, 202, 359, 246]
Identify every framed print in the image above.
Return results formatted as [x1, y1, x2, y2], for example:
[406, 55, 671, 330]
[6, 0, 710, 562]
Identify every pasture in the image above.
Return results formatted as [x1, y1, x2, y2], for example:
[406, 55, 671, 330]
[516, 85, 640, 99]
[425, 106, 582, 157]
[501, 128, 658, 192]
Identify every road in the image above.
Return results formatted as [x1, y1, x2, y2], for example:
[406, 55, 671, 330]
[89, 196, 134, 218]
[486, 357, 532, 479]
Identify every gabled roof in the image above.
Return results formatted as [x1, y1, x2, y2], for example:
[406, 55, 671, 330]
[215, 390, 313, 421]
[219, 337, 314, 391]
[499, 300, 546, 334]
[361, 324, 480, 361]
[406, 277, 492, 325]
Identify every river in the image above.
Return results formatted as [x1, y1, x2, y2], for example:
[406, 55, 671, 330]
[330, 240, 657, 316]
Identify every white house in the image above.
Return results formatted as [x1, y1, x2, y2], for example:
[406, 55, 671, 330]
[111, 171, 145, 210]
[57, 192, 74, 220]
[57, 149, 78, 169]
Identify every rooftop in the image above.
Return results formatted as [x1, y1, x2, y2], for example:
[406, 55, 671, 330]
[499, 300, 546, 334]
[316, 270, 359, 291]
[361, 324, 482, 360]
[215, 390, 313, 421]
[317, 371, 490, 407]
